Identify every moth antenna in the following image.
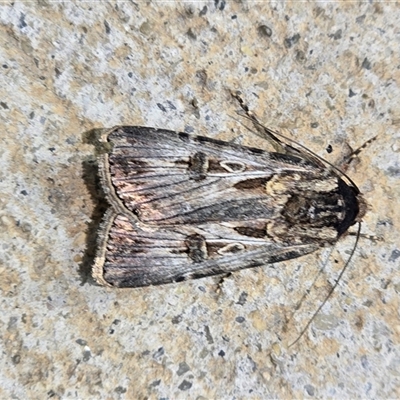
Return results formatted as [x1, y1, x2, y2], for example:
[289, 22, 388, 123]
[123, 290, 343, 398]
[289, 222, 362, 347]
[290, 225, 378, 328]
[231, 90, 362, 194]
[291, 246, 335, 313]
[231, 92, 366, 345]
[231, 90, 296, 155]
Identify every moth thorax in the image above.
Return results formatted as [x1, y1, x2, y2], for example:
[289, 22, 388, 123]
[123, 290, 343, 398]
[280, 177, 363, 239]
[282, 193, 341, 225]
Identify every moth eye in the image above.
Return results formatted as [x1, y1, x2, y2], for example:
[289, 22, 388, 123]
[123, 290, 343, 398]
[220, 161, 246, 173]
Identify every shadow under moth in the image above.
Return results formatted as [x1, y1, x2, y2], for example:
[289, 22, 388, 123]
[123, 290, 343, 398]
[93, 96, 368, 302]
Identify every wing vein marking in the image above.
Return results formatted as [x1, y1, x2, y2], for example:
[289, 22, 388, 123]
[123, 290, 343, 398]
[131, 179, 222, 204]
[113, 173, 192, 180]
[114, 177, 192, 193]
[147, 196, 272, 222]
[114, 155, 188, 160]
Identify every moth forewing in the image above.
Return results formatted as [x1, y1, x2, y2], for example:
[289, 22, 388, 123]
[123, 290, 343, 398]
[93, 125, 366, 290]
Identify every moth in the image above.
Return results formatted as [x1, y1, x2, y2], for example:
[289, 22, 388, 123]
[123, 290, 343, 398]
[93, 96, 367, 290]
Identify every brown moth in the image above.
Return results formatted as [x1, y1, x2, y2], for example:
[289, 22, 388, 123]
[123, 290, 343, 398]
[93, 99, 367, 289]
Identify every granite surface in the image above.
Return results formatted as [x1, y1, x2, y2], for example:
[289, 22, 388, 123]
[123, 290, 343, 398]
[0, 2, 399, 399]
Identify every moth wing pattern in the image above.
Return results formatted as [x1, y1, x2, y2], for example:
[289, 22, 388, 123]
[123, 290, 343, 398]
[93, 209, 319, 288]
[94, 126, 364, 288]
[102, 127, 327, 225]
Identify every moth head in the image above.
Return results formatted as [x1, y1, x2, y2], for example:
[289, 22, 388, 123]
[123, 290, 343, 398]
[354, 192, 368, 223]
[336, 179, 367, 237]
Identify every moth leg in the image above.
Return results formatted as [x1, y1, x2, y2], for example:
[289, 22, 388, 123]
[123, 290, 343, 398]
[348, 232, 383, 241]
[338, 136, 378, 171]
[215, 272, 233, 295]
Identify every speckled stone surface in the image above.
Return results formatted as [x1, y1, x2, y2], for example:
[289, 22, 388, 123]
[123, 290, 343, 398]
[1, 2, 399, 399]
